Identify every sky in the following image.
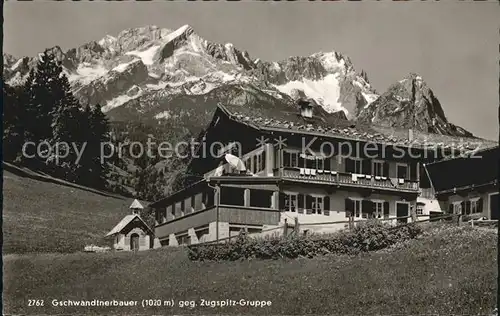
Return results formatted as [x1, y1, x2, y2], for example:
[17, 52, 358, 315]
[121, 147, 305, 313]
[4, 1, 499, 140]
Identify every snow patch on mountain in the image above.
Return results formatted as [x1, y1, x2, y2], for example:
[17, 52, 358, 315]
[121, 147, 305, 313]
[146, 82, 168, 90]
[112, 59, 140, 72]
[10, 59, 23, 71]
[274, 73, 343, 113]
[103, 87, 142, 112]
[125, 45, 160, 65]
[165, 24, 192, 42]
[154, 111, 172, 120]
[67, 63, 108, 85]
[98, 35, 117, 47]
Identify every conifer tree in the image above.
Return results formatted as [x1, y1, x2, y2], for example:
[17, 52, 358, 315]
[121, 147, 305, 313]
[2, 83, 26, 162]
[24, 50, 64, 143]
[83, 103, 111, 188]
[50, 73, 86, 182]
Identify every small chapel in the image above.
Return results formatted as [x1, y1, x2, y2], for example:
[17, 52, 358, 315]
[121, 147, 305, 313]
[105, 199, 155, 251]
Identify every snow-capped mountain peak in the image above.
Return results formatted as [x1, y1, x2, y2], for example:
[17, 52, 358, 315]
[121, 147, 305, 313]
[3, 24, 472, 137]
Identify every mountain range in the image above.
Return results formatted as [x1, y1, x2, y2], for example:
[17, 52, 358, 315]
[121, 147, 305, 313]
[3, 24, 475, 138]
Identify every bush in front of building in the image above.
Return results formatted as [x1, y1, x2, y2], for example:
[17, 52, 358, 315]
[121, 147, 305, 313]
[187, 220, 423, 261]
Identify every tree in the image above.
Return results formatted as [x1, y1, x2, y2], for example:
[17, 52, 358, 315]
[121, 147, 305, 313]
[49, 73, 87, 182]
[81, 103, 111, 189]
[24, 50, 64, 143]
[2, 83, 26, 162]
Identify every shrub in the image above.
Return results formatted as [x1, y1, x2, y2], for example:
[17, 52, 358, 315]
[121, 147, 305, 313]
[187, 221, 423, 261]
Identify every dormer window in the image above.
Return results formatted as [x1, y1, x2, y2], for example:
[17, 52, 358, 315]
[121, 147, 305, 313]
[301, 107, 313, 118]
[298, 99, 314, 118]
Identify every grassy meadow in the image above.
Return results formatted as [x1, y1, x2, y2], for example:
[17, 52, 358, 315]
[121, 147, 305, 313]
[2, 164, 140, 253]
[3, 224, 497, 315]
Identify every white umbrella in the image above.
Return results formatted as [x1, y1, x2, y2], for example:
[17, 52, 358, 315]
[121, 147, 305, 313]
[224, 154, 246, 172]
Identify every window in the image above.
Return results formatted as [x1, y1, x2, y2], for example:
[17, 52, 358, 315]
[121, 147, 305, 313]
[284, 194, 298, 212]
[177, 234, 191, 246]
[306, 195, 326, 214]
[253, 151, 266, 173]
[397, 163, 409, 180]
[283, 151, 299, 168]
[312, 196, 324, 215]
[316, 158, 325, 170]
[220, 187, 245, 206]
[469, 199, 482, 214]
[372, 161, 384, 177]
[249, 189, 273, 208]
[452, 201, 462, 214]
[291, 152, 298, 168]
[416, 205, 424, 215]
[346, 158, 363, 174]
[353, 199, 362, 218]
[305, 157, 316, 169]
[374, 201, 384, 218]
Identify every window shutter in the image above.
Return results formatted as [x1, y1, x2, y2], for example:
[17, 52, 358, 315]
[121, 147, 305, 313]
[465, 200, 471, 215]
[306, 195, 313, 214]
[279, 192, 286, 211]
[324, 196, 330, 216]
[383, 162, 390, 177]
[362, 200, 374, 218]
[262, 151, 267, 171]
[460, 201, 466, 215]
[410, 162, 418, 181]
[345, 198, 353, 217]
[283, 152, 290, 168]
[448, 203, 454, 214]
[478, 198, 484, 212]
[362, 159, 371, 175]
[345, 158, 354, 173]
[383, 201, 390, 216]
[298, 194, 304, 214]
[324, 157, 331, 171]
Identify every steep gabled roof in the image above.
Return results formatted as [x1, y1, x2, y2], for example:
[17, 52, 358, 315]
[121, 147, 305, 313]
[129, 199, 144, 209]
[105, 214, 153, 237]
[218, 103, 497, 151]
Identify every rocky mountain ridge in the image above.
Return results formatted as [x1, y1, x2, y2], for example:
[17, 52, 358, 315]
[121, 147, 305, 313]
[3, 24, 474, 138]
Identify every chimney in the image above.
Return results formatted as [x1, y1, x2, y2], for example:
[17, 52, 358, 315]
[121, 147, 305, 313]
[408, 129, 414, 142]
[298, 99, 314, 118]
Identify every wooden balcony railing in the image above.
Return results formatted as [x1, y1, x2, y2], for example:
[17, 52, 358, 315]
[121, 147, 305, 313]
[280, 168, 419, 192]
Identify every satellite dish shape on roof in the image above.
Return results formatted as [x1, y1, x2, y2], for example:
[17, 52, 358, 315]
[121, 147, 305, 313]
[224, 153, 246, 172]
[129, 199, 144, 210]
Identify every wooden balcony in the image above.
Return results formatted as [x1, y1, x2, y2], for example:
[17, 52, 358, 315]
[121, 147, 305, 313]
[280, 168, 419, 192]
[155, 205, 280, 238]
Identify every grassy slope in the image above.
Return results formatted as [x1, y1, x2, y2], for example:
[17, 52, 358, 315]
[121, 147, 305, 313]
[3, 225, 497, 315]
[2, 164, 143, 253]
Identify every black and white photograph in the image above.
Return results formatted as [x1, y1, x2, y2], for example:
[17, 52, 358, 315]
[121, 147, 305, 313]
[2, 1, 499, 315]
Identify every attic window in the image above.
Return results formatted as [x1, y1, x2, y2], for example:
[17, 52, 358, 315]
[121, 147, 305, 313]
[298, 99, 314, 118]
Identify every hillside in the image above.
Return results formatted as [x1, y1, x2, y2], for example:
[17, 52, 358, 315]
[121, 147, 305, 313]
[3, 224, 497, 315]
[2, 163, 148, 253]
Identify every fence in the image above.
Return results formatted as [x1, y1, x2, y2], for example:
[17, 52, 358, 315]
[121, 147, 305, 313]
[187, 212, 487, 247]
